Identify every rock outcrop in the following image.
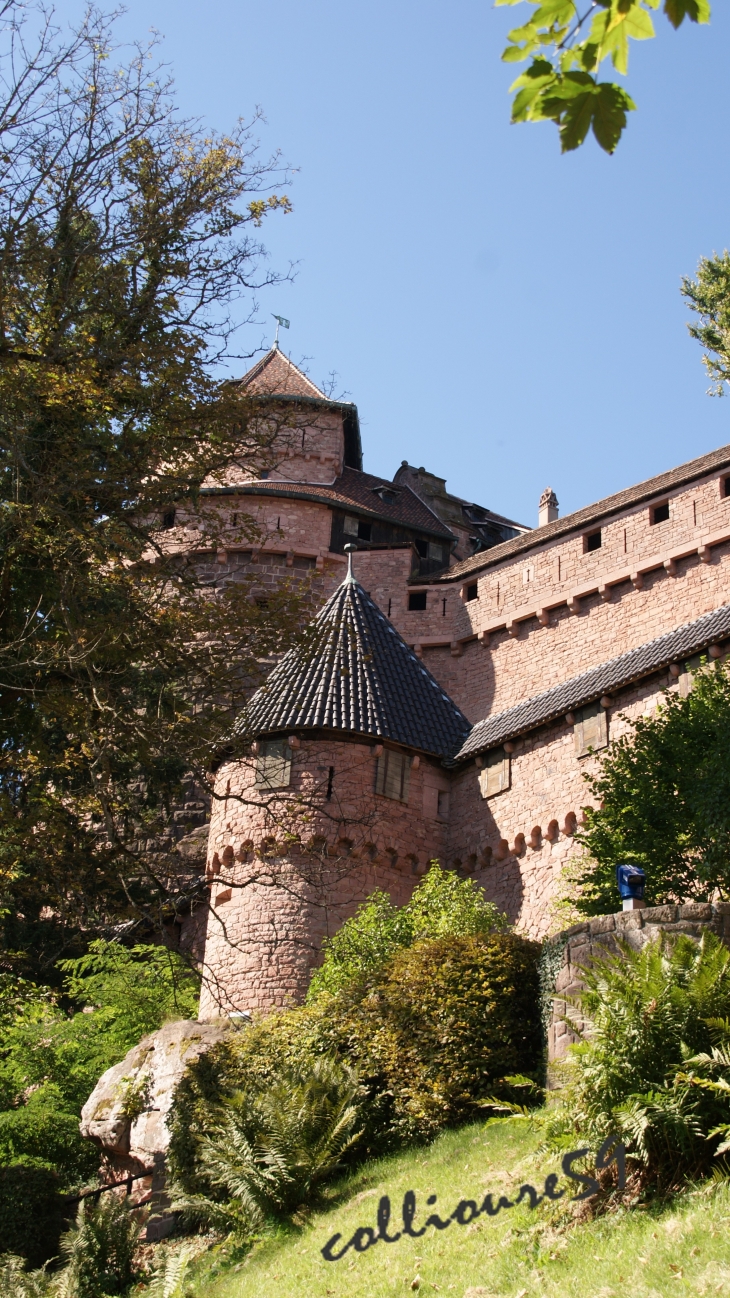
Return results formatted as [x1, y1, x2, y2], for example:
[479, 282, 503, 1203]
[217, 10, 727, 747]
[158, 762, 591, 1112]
[80, 1018, 229, 1240]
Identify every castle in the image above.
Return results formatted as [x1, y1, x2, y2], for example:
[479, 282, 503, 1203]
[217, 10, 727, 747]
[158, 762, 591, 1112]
[193, 345, 730, 1018]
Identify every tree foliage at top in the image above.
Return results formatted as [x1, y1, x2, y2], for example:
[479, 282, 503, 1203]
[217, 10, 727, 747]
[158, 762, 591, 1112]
[498, 0, 710, 154]
[573, 661, 730, 913]
[682, 250, 730, 395]
[0, 2, 303, 970]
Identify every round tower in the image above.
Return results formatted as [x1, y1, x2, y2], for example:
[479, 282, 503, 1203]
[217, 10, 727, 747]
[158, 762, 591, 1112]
[198, 552, 470, 1019]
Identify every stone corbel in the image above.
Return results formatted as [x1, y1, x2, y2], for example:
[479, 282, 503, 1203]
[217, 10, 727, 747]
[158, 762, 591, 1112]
[507, 620, 520, 639]
[664, 557, 677, 576]
[537, 608, 550, 627]
[699, 544, 712, 564]
[630, 571, 643, 590]
[413, 643, 423, 659]
[598, 585, 611, 603]
[286, 551, 294, 567]
[450, 641, 463, 657]
[478, 630, 490, 649]
[494, 838, 510, 861]
[567, 595, 580, 615]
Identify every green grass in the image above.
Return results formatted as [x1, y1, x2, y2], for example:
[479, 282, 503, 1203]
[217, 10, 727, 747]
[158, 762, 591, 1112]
[186, 1119, 730, 1298]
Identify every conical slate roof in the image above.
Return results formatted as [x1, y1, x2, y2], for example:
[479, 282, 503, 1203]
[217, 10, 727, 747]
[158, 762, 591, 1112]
[237, 565, 471, 759]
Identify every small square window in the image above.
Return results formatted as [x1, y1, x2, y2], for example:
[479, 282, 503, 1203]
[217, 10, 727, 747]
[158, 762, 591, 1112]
[466, 583, 478, 602]
[408, 591, 427, 611]
[254, 739, 292, 789]
[375, 749, 410, 803]
[651, 501, 670, 525]
[584, 530, 601, 552]
[162, 509, 176, 529]
[478, 748, 510, 798]
[573, 702, 608, 757]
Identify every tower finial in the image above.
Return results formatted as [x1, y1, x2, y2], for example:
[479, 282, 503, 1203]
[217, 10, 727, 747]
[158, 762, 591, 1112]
[344, 542, 356, 583]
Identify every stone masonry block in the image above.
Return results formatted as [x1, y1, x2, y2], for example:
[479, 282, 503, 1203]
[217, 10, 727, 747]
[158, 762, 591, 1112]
[678, 903, 714, 921]
[642, 905, 679, 924]
[589, 914, 616, 934]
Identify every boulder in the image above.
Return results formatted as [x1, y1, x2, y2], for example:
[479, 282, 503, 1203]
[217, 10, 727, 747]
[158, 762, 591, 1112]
[80, 1017, 229, 1239]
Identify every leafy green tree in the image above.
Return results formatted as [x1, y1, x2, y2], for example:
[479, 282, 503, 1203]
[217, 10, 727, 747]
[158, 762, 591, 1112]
[0, 2, 303, 972]
[574, 662, 730, 913]
[0, 942, 199, 1187]
[498, 0, 710, 154]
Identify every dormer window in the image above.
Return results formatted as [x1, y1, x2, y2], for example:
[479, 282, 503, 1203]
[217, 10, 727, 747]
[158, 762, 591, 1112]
[372, 485, 399, 504]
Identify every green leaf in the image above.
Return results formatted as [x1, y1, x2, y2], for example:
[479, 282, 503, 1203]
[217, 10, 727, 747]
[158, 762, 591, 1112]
[502, 44, 531, 62]
[590, 81, 636, 151]
[664, 0, 711, 27]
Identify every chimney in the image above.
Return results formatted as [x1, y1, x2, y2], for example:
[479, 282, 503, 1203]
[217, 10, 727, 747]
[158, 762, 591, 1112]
[539, 487, 559, 528]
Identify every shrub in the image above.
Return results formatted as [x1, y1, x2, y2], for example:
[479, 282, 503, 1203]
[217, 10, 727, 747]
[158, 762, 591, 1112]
[307, 863, 508, 1000]
[549, 931, 730, 1189]
[0, 1163, 68, 1269]
[322, 933, 542, 1142]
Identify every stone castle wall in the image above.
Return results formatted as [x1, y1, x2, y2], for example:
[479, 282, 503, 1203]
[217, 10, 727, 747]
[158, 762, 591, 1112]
[199, 737, 450, 1016]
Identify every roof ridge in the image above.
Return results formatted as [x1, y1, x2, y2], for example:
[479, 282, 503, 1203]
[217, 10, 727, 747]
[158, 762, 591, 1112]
[238, 347, 327, 400]
[442, 441, 730, 583]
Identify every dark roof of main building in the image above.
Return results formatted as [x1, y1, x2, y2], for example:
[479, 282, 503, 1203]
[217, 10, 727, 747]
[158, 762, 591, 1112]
[454, 601, 730, 762]
[202, 466, 455, 540]
[238, 566, 471, 758]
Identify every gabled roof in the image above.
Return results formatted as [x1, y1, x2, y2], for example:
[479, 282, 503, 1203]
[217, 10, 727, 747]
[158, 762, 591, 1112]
[454, 601, 730, 762]
[438, 441, 730, 583]
[237, 564, 471, 759]
[201, 466, 455, 541]
[238, 346, 327, 399]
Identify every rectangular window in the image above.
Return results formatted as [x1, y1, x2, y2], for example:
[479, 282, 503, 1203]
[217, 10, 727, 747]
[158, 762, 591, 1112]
[573, 702, 608, 757]
[357, 520, 372, 541]
[343, 515, 358, 536]
[428, 542, 444, 562]
[651, 501, 670, 525]
[479, 747, 511, 798]
[375, 749, 410, 803]
[162, 509, 176, 529]
[723, 477, 730, 499]
[254, 739, 292, 790]
[408, 591, 427, 611]
[466, 583, 478, 602]
[584, 529, 601, 552]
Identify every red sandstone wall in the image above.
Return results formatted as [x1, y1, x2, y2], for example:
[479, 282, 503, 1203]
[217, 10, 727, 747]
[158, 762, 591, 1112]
[392, 469, 730, 719]
[445, 668, 691, 939]
[199, 737, 449, 1017]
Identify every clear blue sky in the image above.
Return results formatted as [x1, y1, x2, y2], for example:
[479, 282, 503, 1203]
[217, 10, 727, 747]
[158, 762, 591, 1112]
[91, 1, 729, 527]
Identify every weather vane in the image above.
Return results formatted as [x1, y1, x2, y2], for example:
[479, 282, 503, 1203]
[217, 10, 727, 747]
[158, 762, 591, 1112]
[272, 314, 290, 348]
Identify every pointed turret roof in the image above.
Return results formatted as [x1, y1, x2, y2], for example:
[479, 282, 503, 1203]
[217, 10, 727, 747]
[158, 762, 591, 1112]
[237, 562, 471, 759]
[239, 347, 327, 400]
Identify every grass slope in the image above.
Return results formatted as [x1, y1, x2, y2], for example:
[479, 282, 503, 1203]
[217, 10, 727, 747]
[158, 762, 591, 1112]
[190, 1119, 730, 1298]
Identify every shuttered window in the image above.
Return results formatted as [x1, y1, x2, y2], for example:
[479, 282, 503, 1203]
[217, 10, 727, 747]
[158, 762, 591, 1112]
[573, 702, 608, 758]
[375, 749, 410, 803]
[479, 747, 510, 798]
[254, 739, 292, 789]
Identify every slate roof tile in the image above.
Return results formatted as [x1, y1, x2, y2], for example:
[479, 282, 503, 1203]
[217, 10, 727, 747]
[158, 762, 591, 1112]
[238, 568, 470, 758]
[455, 602, 730, 761]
